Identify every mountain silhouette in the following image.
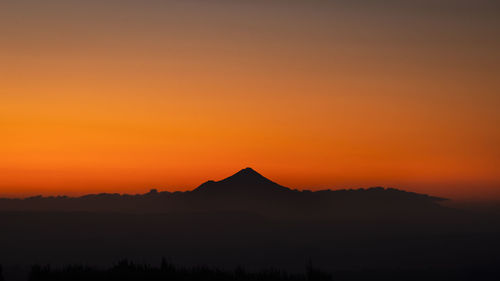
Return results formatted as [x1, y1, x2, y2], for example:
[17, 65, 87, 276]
[194, 167, 290, 195]
[0, 167, 448, 220]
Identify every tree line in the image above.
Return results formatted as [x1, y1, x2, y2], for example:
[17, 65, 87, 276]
[0, 259, 498, 281]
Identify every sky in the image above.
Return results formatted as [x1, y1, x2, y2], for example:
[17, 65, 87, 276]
[1, 0, 499, 199]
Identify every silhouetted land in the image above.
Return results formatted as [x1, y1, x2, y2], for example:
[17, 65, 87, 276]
[1, 168, 499, 281]
[0, 168, 446, 219]
[27, 259, 334, 281]
[21, 259, 500, 281]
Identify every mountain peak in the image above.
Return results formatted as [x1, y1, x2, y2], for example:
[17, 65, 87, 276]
[222, 167, 264, 181]
[194, 168, 289, 194]
[241, 167, 258, 173]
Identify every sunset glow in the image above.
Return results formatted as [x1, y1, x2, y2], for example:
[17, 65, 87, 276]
[1, 1, 499, 199]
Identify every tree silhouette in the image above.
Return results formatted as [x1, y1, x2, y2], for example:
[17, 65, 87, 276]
[24, 258, 500, 281]
[25, 259, 336, 281]
[0, 264, 4, 281]
[306, 260, 331, 281]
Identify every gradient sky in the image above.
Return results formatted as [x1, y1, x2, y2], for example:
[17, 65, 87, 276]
[1, 0, 499, 199]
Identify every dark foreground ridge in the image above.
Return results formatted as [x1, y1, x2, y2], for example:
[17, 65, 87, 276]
[0, 167, 447, 219]
[27, 259, 332, 281]
[22, 259, 500, 281]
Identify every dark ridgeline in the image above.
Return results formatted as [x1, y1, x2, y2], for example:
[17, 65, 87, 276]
[25, 259, 500, 281]
[0, 167, 448, 220]
[1, 168, 500, 281]
[27, 259, 332, 281]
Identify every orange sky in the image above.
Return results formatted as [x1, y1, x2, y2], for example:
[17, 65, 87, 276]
[1, 1, 499, 199]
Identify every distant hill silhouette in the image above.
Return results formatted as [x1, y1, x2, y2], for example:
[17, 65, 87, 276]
[0, 168, 447, 219]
